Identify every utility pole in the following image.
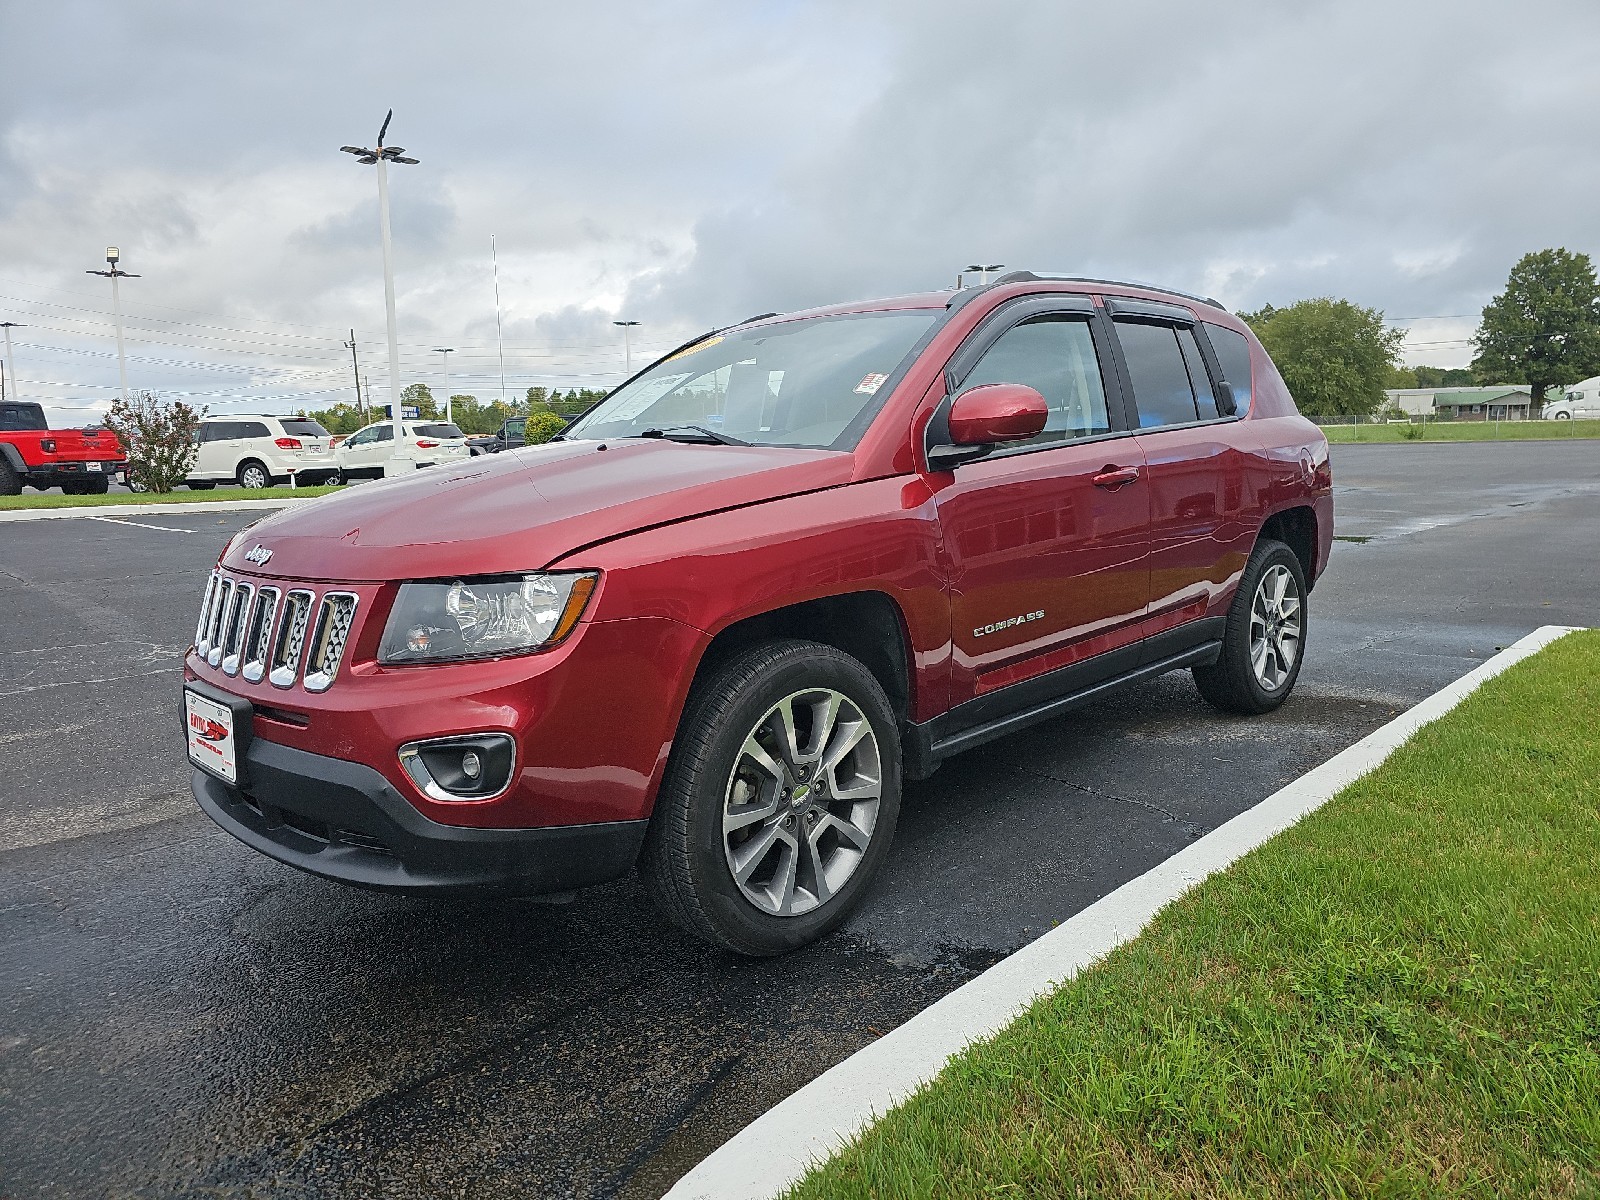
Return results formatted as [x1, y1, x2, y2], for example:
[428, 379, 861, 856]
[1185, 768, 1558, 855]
[492, 234, 507, 403]
[86, 248, 139, 401]
[435, 347, 455, 423]
[0, 322, 23, 402]
[341, 111, 419, 473]
[343, 330, 363, 416]
[614, 320, 641, 377]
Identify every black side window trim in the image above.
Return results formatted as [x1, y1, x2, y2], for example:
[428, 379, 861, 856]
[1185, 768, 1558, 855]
[1102, 314, 1245, 432]
[922, 297, 1134, 470]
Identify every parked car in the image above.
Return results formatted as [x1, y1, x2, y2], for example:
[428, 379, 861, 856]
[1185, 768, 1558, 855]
[0, 401, 126, 494]
[185, 415, 337, 489]
[1543, 377, 1600, 419]
[335, 420, 472, 480]
[468, 417, 528, 455]
[183, 272, 1332, 956]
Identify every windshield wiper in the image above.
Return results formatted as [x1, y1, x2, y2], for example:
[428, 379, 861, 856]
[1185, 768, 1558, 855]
[635, 425, 750, 447]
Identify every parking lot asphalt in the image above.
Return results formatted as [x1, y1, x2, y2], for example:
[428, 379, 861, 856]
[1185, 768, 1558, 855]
[2, 440, 1597, 1198]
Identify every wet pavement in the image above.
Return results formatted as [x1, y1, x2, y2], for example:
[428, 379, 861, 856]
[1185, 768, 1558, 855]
[2, 440, 1597, 1198]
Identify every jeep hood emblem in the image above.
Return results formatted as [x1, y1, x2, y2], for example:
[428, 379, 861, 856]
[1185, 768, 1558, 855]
[243, 544, 273, 565]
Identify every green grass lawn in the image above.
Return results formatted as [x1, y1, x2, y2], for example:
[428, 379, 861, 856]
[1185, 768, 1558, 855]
[1323, 418, 1600, 444]
[0, 485, 342, 511]
[793, 630, 1600, 1199]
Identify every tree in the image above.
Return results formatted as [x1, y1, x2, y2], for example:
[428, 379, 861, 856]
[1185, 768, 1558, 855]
[400, 382, 440, 419]
[1412, 366, 1476, 388]
[1471, 248, 1600, 412]
[103, 391, 205, 493]
[525, 412, 568, 444]
[1240, 298, 1405, 417]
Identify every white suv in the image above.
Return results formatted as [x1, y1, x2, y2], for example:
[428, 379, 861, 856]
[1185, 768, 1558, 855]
[334, 420, 472, 481]
[187, 415, 338, 489]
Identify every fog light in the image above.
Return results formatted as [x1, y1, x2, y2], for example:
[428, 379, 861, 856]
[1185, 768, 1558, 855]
[398, 734, 515, 802]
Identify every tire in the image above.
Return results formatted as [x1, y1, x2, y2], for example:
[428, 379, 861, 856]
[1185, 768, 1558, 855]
[0, 456, 21, 496]
[187, 481, 216, 491]
[1193, 537, 1308, 715]
[61, 481, 85, 495]
[641, 639, 903, 956]
[1555, 411, 1572, 420]
[237, 460, 272, 489]
[79, 475, 109, 494]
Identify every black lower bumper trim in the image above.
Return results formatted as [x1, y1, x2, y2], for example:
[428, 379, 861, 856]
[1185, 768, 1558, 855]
[192, 736, 648, 895]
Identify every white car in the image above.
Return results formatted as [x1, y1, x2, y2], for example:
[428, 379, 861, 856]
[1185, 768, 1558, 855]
[1543, 376, 1600, 419]
[186, 415, 338, 489]
[334, 420, 472, 481]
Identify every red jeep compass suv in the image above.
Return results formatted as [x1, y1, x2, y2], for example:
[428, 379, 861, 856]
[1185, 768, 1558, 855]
[184, 272, 1332, 955]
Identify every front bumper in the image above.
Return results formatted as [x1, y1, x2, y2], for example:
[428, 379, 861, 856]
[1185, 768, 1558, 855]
[193, 734, 649, 895]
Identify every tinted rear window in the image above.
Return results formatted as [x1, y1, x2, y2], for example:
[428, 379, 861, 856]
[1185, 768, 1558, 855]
[1203, 324, 1253, 414]
[415, 423, 465, 439]
[0, 403, 47, 431]
[280, 419, 329, 437]
[1115, 321, 1201, 428]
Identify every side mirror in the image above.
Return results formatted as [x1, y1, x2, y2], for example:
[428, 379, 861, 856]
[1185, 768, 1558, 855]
[928, 383, 1048, 470]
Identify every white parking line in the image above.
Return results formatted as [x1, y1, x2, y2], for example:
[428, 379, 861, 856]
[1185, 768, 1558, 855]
[84, 515, 197, 534]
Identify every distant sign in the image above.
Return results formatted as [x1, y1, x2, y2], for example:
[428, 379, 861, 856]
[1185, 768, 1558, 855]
[400, 405, 420, 419]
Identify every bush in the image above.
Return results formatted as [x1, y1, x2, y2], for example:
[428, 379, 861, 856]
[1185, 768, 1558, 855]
[103, 391, 205, 493]
[525, 412, 568, 444]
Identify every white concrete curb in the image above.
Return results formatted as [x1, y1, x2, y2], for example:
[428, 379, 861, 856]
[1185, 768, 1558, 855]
[0, 497, 313, 522]
[666, 624, 1585, 1200]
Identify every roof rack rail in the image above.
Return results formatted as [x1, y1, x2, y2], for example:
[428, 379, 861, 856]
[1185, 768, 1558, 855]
[739, 311, 780, 325]
[990, 271, 1225, 311]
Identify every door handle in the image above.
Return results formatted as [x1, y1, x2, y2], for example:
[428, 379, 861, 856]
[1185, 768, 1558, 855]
[1092, 465, 1140, 488]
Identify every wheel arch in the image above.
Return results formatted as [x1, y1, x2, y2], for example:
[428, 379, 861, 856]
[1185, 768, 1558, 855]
[690, 590, 916, 732]
[1259, 504, 1319, 590]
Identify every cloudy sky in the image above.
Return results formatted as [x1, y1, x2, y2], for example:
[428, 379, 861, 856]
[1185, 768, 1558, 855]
[3, 0, 1598, 425]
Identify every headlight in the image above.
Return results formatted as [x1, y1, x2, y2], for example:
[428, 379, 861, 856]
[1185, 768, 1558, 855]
[378, 572, 599, 664]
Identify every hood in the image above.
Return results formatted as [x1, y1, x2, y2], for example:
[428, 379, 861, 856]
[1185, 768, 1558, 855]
[221, 438, 854, 581]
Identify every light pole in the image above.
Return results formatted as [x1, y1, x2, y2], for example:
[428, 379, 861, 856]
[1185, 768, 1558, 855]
[965, 263, 1004, 286]
[341, 111, 418, 473]
[613, 320, 641, 377]
[86, 248, 139, 401]
[435, 347, 455, 423]
[0, 322, 23, 402]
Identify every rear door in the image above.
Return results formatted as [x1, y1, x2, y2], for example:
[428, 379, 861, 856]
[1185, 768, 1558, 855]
[928, 297, 1151, 712]
[1104, 300, 1252, 655]
[193, 421, 236, 479]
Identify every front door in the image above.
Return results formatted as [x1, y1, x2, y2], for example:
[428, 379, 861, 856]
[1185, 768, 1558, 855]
[929, 307, 1151, 711]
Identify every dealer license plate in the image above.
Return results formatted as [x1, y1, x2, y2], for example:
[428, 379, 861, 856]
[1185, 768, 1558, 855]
[185, 689, 238, 783]
[86, 461, 102, 472]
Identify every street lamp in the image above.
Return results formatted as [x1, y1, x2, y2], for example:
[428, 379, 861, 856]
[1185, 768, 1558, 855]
[341, 110, 419, 473]
[435, 347, 455, 423]
[0, 322, 23, 402]
[86, 248, 140, 401]
[965, 263, 1005, 286]
[614, 320, 641, 377]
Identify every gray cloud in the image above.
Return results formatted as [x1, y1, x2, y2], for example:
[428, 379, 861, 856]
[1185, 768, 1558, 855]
[3, 0, 1599, 423]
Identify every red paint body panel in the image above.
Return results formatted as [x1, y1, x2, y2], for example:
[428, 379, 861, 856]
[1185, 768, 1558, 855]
[189, 279, 1333, 835]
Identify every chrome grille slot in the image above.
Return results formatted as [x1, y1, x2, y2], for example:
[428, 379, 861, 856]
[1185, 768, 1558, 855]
[194, 572, 220, 655]
[242, 587, 280, 684]
[269, 590, 315, 688]
[220, 583, 255, 676]
[206, 578, 236, 667]
[304, 593, 359, 693]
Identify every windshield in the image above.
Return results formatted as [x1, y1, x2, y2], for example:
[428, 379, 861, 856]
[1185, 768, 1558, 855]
[563, 309, 937, 449]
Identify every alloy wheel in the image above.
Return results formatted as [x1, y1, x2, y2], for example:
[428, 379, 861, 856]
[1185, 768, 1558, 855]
[721, 687, 882, 917]
[241, 464, 268, 489]
[1249, 563, 1301, 692]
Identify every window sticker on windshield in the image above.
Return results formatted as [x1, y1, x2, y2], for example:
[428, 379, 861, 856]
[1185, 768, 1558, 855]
[605, 372, 692, 421]
[662, 336, 723, 364]
[854, 372, 889, 395]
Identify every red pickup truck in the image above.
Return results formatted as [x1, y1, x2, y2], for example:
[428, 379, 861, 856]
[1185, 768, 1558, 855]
[0, 401, 126, 495]
[183, 273, 1332, 955]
